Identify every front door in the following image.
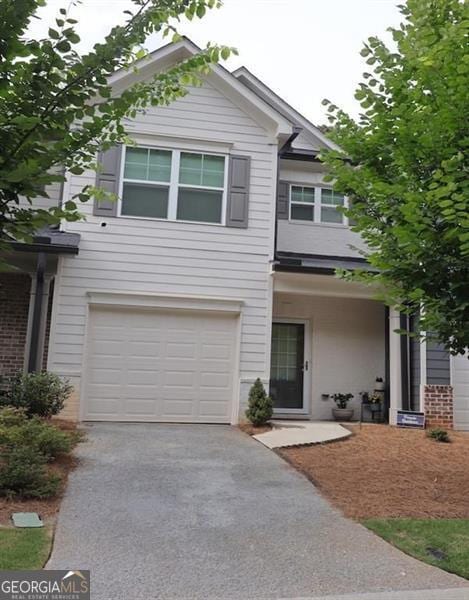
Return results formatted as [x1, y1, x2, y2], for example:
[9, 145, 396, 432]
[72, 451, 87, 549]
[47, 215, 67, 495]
[269, 322, 306, 412]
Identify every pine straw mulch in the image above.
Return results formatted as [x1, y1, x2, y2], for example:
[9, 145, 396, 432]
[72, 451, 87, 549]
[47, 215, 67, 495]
[0, 419, 81, 526]
[238, 422, 272, 436]
[279, 423, 469, 520]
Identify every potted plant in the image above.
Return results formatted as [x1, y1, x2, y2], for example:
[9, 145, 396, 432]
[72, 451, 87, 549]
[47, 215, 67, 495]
[369, 392, 383, 412]
[375, 377, 385, 391]
[331, 393, 354, 421]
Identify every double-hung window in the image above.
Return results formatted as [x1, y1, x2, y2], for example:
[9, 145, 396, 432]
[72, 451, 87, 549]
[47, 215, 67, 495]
[122, 148, 172, 219]
[289, 184, 346, 225]
[290, 185, 315, 221]
[320, 188, 345, 224]
[121, 146, 227, 224]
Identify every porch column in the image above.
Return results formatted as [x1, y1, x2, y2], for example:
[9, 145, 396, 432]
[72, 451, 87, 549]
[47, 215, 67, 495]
[388, 308, 403, 424]
[24, 253, 52, 372]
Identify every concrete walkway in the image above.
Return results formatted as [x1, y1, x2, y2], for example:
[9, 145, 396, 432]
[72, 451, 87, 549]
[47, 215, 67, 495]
[253, 420, 352, 448]
[48, 424, 468, 599]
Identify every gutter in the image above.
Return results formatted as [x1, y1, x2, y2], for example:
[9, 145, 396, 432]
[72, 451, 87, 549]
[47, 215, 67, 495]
[10, 240, 79, 255]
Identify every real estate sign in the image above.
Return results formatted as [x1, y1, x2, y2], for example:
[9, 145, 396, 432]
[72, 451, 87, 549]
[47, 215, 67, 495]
[396, 410, 425, 429]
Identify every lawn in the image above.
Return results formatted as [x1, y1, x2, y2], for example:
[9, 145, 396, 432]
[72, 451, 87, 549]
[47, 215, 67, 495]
[364, 519, 469, 580]
[0, 527, 52, 569]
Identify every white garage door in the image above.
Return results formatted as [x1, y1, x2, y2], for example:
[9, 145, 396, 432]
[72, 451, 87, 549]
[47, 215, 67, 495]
[83, 307, 238, 423]
[452, 351, 469, 430]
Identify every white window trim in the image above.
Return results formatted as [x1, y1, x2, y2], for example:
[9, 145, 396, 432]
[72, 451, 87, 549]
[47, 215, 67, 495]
[118, 145, 228, 226]
[288, 183, 349, 227]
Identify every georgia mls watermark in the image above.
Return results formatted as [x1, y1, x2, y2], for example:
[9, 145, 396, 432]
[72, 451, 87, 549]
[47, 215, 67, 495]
[0, 570, 90, 600]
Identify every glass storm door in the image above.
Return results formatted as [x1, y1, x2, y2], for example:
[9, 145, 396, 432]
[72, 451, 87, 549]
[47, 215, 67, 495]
[270, 322, 305, 412]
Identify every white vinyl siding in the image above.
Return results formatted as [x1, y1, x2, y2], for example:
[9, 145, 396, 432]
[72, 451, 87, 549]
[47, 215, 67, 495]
[278, 159, 368, 258]
[452, 351, 469, 430]
[48, 80, 278, 420]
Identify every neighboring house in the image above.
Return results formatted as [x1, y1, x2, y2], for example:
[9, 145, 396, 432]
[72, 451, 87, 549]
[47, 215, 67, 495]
[1, 38, 468, 428]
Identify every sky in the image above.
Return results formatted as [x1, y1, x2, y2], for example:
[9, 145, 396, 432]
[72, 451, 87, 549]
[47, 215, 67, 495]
[27, 0, 404, 125]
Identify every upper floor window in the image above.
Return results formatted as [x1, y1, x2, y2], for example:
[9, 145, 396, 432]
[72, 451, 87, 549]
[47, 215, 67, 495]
[121, 146, 227, 224]
[289, 184, 347, 225]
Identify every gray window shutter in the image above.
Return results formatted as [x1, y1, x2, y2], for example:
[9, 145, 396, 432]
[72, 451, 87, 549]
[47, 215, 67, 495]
[226, 155, 250, 228]
[93, 145, 122, 217]
[277, 180, 289, 220]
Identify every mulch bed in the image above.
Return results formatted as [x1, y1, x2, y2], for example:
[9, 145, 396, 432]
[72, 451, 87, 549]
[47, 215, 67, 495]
[238, 422, 272, 436]
[279, 424, 469, 519]
[0, 420, 80, 526]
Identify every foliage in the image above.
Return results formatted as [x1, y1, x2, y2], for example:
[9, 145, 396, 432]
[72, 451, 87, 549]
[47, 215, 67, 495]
[0, 406, 28, 428]
[0, 0, 235, 256]
[0, 445, 61, 498]
[245, 378, 273, 426]
[321, 0, 469, 353]
[0, 371, 73, 417]
[0, 406, 79, 498]
[364, 519, 469, 579]
[427, 427, 450, 443]
[331, 393, 353, 409]
[0, 418, 74, 460]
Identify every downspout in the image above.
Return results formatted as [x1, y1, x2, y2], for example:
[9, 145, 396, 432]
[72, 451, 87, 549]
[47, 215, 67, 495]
[27, 252, 47, 372]
[275, 127, 301, 258]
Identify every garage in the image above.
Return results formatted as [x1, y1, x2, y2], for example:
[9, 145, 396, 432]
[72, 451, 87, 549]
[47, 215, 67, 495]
[452, 351, 469, 430]
[83, 305, 239, 423]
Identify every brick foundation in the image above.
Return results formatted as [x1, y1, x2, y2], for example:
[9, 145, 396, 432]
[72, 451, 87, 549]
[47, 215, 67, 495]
[424, 384, 453, 429]
[0, 273, 31, 376]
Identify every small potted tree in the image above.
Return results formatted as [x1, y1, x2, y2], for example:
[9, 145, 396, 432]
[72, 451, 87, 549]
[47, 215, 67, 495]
[331, 393, 354, 421]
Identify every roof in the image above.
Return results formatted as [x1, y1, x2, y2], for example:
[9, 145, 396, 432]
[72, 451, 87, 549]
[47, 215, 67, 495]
[232, 66, 340, 153]
[109, 37, 294, 142]
[10, 227, 80, 255]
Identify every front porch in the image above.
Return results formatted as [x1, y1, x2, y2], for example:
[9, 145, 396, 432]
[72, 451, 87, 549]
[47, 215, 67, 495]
[270, 270, 388, 423]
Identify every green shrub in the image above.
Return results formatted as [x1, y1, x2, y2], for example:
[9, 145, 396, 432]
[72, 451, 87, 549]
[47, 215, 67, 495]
[0, 407, 27, 427]
[245, 378, 273, 426]
[0, 372, 72, 418]
[0, 446, 61, 499]
[427, 427, 450, 443]
[0, 411, 75, 461]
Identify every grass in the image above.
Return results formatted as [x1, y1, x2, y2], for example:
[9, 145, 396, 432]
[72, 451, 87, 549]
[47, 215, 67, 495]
[364, 518, 469, 579]
[0, 527, 52, 569]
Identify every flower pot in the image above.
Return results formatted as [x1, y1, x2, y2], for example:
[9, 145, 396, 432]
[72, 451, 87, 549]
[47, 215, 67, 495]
[332, 407, 354, 421]
[369, 402, 382, 412]
[375, 381, 385, 391]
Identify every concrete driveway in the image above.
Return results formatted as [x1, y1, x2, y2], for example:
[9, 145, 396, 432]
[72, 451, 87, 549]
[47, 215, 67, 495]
[48, 424, 468, 599]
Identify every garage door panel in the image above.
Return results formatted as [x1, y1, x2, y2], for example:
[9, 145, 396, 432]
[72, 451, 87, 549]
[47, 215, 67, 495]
[200, 372, 231, 388]
[126, 370, 161, 385]
[84, 307, 237, 422]
[90, 368, 123, 384]
[198, 400, 230, 417]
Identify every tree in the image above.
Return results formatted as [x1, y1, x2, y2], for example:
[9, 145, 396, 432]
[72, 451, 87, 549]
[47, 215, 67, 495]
[245, 378, 273, 426]
[321, 0, 469, 354]
[0, 0, 234, 253]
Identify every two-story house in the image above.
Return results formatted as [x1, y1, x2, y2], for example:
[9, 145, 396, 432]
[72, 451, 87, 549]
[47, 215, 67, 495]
[2, 38, 467, 428]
